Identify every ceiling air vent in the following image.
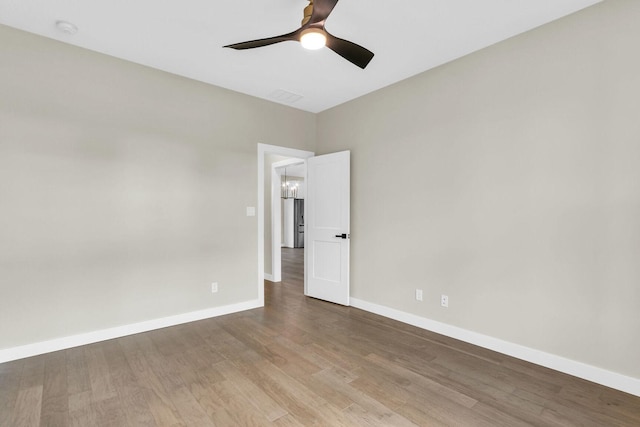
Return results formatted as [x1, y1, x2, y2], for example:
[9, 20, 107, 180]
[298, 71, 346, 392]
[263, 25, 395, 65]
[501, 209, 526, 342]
[268, 89, 303, 105]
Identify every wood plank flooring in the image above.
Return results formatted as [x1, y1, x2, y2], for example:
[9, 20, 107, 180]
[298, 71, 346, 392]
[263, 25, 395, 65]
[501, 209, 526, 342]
[1, 247, 639, 426]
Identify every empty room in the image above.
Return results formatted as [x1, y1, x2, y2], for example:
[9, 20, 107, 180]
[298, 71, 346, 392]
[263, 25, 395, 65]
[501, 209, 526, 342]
[1, 0, 639, 425]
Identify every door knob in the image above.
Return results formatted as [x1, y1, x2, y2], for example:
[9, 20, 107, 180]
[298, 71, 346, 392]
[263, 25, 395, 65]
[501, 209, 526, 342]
[335, 233, 348, 239]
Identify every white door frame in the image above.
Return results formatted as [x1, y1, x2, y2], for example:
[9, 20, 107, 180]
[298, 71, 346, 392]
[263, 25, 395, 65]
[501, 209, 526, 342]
[271, 158, 306, 283]
[257, 143, 314, 305]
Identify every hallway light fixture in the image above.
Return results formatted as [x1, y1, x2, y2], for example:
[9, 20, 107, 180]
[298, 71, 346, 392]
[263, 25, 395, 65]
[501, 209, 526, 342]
[281, 168, 299, 199]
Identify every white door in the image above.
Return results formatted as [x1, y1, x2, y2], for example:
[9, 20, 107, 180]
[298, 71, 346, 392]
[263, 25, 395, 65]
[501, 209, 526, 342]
[305, 151, 350, 305]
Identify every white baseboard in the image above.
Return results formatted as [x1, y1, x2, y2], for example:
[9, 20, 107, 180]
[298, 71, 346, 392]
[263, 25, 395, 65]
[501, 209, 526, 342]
[0, 299, 262, 364]
[350, 297, 640, 397]
[264, 273, 274, 282]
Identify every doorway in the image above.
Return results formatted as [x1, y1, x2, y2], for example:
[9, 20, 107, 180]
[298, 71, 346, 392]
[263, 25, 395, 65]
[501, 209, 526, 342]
[272, 159, 306, 282]
[258, 144, 351, 307]
[257, 144, 314, 305]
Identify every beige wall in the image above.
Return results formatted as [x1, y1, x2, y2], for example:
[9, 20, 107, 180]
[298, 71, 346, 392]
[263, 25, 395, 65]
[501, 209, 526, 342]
[2, 0, 638, 383]
[317, 0, 640, 378]
[0, 24, 315, 349]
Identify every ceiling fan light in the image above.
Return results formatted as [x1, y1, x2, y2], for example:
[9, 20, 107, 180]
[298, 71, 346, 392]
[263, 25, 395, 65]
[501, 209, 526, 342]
[300, 28, 326, 50]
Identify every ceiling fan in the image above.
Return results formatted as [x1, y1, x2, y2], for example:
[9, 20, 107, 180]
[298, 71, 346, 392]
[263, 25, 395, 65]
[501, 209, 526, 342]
[224, 0, 374, 69]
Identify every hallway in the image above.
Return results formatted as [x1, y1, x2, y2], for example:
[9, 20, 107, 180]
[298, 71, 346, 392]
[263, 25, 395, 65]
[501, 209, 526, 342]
[279, 247, 304, 287]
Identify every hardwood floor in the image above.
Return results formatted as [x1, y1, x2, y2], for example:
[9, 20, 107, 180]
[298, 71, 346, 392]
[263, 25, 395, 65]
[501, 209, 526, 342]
[1, 247, 639, 426]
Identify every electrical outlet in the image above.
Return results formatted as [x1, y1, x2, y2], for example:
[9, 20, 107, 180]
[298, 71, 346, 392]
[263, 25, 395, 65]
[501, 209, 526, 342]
[211, 282, 218, 293]
[441, 294, 449, 308]
[416, 289, 423, 301]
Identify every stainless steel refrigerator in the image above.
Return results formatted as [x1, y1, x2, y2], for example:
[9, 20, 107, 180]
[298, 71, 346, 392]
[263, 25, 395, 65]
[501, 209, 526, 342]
[294, 199, 304, 248]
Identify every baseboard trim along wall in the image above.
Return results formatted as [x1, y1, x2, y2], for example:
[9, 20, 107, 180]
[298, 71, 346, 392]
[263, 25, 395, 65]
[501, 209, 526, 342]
[3, 296, 637, 397]
[0, 299, 262, 364]
[350, 297, 640, 398]
[264, 273, 274, 282]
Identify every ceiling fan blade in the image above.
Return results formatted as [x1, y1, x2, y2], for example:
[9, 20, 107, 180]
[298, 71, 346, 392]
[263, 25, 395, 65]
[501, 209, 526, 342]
[325, 32, 374, 69]
[309, 0, 339, 25]
[224, 30, 300, 50]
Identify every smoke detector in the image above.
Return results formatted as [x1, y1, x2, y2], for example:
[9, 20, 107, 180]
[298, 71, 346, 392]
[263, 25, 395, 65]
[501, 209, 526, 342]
[55, 20, 78, 35]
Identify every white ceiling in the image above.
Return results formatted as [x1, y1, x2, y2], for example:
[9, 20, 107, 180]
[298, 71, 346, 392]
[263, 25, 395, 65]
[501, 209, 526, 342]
[0, 0, 601, 113]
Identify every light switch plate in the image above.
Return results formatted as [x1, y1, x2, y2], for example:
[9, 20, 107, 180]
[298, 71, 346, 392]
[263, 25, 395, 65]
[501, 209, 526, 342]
[246, 207, 256, 217]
